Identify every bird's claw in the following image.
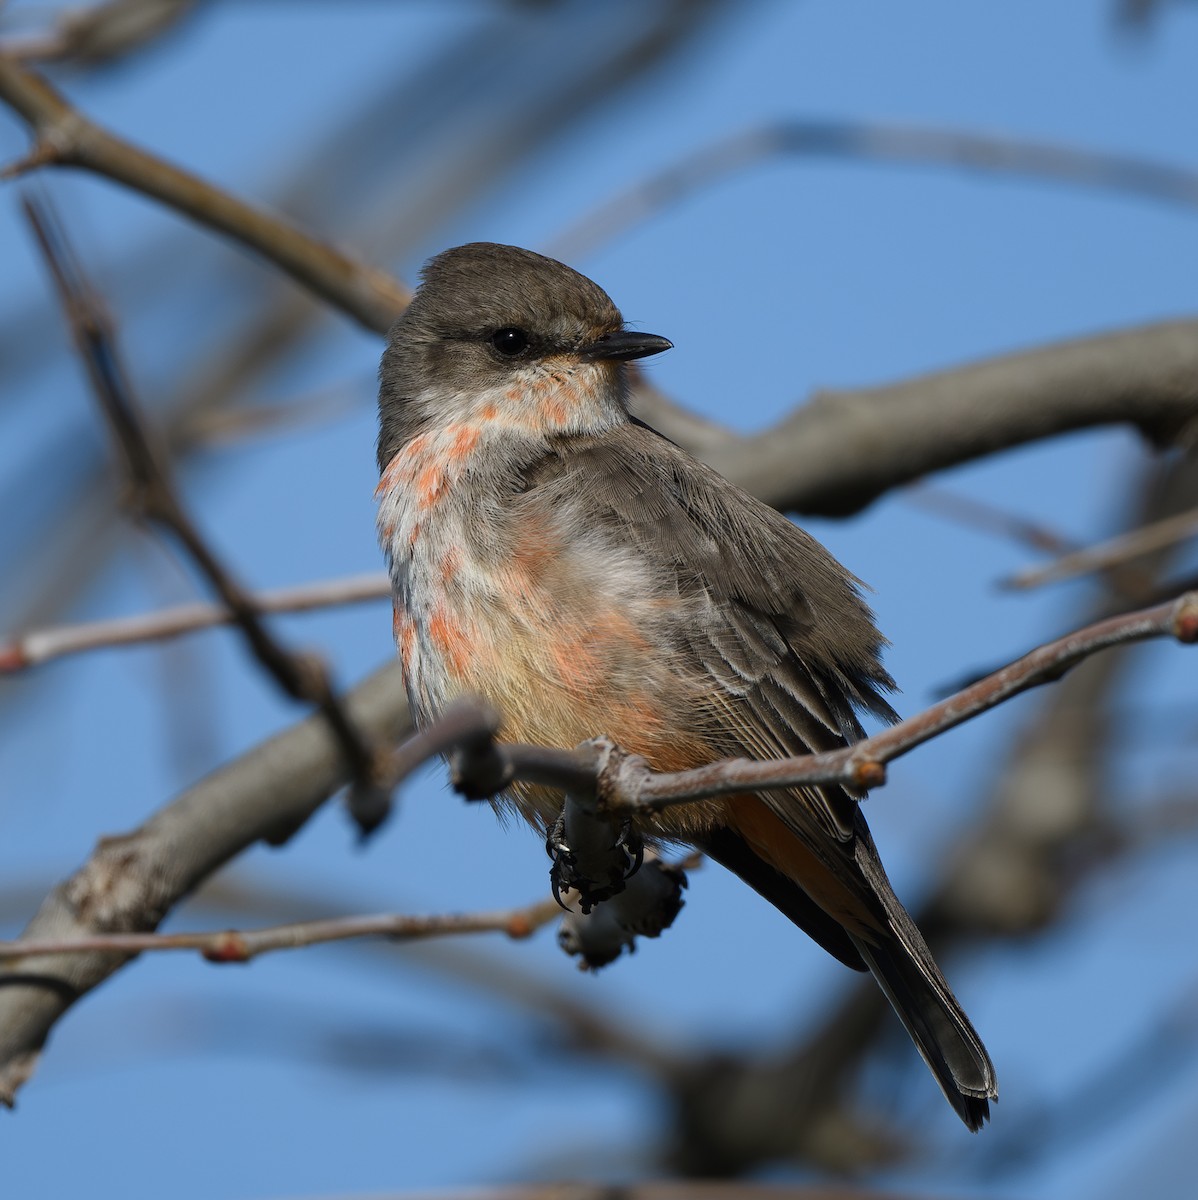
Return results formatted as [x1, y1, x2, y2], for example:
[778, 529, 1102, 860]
[546, 809, 643, 913]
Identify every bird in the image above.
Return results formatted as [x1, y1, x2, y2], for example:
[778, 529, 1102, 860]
[375, 241, 997, 1129]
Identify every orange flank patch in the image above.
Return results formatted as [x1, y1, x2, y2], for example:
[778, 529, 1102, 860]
[439, 545, 462, 583]
[427, 608, 472, 675]
[447, 423, 481, 460]
[407, 521, 421, 548]
[599, 694, 713, 777]
[537, 606, 684, 760]
[478, 401, 499, 421]
[417, 464, 444, 505]
[393, 604, 417, 668]
[377, 435, 429, 494]
[549, 631, 602, 695]
[610, 693, 668, 741]
[380, 520, 395, 541]
[591, 606, 654, 658]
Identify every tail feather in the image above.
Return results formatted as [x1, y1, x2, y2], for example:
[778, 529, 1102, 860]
[850, 830, 997, 1130]
[850, 931, 996, 1131]
[702, 825, 997, 1130]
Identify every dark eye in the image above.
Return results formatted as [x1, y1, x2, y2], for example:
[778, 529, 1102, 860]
[490, 327, 530, 357]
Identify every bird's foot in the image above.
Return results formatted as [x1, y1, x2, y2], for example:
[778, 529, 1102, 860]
[546, 809, 644, 913]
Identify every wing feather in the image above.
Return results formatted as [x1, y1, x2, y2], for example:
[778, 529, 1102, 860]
[523, 421, 897, 848]
[517, 422, 997, 1123]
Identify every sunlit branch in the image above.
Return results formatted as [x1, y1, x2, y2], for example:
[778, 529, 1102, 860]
[0, 571, 390, 674]
[25, 196, 390, 830]
[406, 590, 1198, 814]
[549, 118, 1198, 262]
[1003, 504, 1198, 591]
[0, 899, 561, 964]
[0, 54, 409, 332]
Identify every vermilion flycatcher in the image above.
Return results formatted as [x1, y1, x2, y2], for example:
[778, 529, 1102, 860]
[376, 243, 997, 1129]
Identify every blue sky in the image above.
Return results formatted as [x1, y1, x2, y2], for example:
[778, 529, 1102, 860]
[2, 2, 1197, 1197]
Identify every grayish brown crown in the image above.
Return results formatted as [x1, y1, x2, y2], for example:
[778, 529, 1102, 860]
[412, 242, 622, 340]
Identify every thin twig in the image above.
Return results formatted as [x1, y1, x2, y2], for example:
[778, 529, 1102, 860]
[621, 591, 1198, 812]
[180, 375, 373, 446]
[0, 899, 562, 964]
[3, 0, 198, 67]
[548, 119, 1198, 262]
[1003, 503, 1198, 591]
[416, 591, 1198, 815]
[0, 660, 410, 1108]
[0, 571, 390, 674]
[904, 484, 1078, 556]
[0, 54, 409, 333]
[24, 195, 387, 820]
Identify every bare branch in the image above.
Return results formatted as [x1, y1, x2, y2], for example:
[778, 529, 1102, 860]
[549, 119, 1198, 262]
[0, 54, 409, 332]
[181, 375, 372, 446]
[433, 592, 1198, 817]
[904, 484, 1078, 557]
[25, 195, 389, 826]
[0, 571, 390, 674]
[292, 1185, 931, 1200]
[340, 591, 1198, 933]
[0, 899, 561, 964]
[688, 318, 1198, 517]
[625, 590, 1198, 809]
[0, 660, 410, 1107]
[1003, 503, 1198, 591]
[3, 0, 198, 67]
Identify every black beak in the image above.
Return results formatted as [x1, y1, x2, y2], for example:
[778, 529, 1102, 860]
[579, 330, 673, 362]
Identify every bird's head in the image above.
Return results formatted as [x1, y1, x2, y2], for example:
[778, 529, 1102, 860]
[377, 242, 671, 470]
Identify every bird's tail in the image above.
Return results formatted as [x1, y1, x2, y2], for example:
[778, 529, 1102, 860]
[701, 825, 997, 1130]
[848, 832, 997, 1131]
[850, 923, 996, 1131]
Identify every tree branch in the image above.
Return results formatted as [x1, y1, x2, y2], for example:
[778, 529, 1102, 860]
[0, 571, 390, 674]
[3, 0, 198, 67]
[2, 53, 1194, 524]
[0, 53, 409, 332]
[904, 483, 1078, 557]
[548, 119, 1198, 262]
[0, 661, 410, 1107]
[25, 195, 391, 831]
[0, 582, 1191, 1103]
[0, 899, 561, 964]
[438, 590, 1198, 815]
[688, 318, 1198, 516]
[1003, 502, 1198, 591]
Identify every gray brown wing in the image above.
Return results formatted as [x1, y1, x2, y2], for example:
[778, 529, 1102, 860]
[523, 420, 897, 846]
[522, 423, 998, 1126]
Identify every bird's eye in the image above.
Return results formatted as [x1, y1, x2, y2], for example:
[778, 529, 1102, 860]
[490, 327, 530, 357]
